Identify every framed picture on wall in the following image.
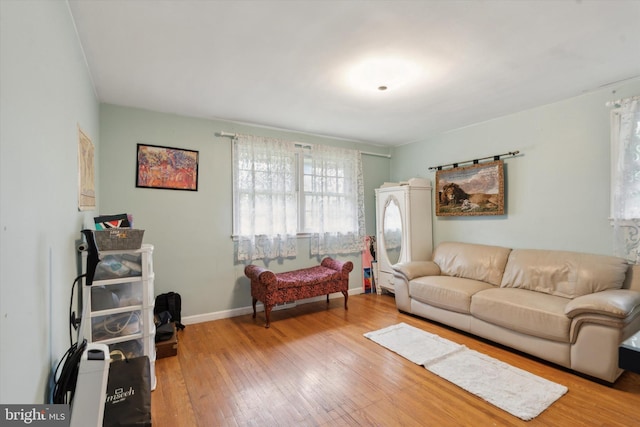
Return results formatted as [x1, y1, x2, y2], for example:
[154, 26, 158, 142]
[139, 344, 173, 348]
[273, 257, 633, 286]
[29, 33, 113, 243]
[435, 160, 504, 216]
[136, 143, 199, 191]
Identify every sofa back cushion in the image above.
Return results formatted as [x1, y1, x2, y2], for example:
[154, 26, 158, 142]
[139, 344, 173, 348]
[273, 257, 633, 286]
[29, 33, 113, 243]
[500, 249, 628, 298]
[432, 242, 512, 286]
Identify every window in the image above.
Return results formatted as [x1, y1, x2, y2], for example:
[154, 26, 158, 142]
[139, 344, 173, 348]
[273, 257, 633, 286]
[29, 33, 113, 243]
[232, 134, 365, 261]
[611, 96, 640, 262]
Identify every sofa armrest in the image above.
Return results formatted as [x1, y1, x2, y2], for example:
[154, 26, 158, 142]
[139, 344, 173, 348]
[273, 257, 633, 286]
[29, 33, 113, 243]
[565, 289, 640, 319]
[392, 261, 441, 281]
[321, 257, 354, 276]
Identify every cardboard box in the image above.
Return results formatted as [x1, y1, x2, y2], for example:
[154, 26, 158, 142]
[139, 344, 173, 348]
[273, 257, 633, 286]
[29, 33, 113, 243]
[155, 323, 178, 359]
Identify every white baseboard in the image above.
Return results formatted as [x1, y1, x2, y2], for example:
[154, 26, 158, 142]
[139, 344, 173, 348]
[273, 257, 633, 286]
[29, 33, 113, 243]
[182, 288, 365, 325]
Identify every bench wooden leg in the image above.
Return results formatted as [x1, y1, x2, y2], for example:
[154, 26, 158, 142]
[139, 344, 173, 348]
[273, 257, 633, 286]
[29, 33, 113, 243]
[264, 304, 273, 328]
[326, 292, 348, 309]
[252, 298, 272, 327]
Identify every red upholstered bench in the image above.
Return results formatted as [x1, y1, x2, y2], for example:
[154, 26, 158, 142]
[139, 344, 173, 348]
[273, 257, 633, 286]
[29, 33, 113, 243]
[244, 257, 353, 328]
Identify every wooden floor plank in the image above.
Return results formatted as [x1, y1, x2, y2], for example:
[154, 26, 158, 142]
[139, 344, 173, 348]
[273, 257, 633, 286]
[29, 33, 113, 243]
[152, 293, 640, 426]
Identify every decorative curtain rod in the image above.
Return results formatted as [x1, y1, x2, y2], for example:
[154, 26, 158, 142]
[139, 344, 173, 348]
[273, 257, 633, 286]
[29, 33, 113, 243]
[606, 94, 640, 108]
[215, 131, 391, 159]
[428, 151, 520, 171]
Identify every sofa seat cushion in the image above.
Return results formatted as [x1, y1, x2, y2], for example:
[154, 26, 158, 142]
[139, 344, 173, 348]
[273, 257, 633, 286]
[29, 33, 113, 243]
[410, 276, 495, 314]
[471, 288, 572, 342]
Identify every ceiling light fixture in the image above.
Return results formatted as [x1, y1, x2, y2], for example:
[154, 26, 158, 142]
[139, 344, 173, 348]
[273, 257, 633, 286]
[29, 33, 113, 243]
[345, 56, 422, 95]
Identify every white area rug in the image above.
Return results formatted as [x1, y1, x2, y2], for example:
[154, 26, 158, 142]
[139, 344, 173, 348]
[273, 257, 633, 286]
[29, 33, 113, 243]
[364, 323, 568, 421]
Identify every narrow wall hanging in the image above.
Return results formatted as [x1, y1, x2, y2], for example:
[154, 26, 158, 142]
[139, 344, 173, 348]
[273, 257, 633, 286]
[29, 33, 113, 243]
[78, 127, 96, 211]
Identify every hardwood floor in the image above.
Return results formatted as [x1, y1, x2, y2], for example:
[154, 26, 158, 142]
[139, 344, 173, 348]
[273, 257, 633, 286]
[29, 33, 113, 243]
[151, 293, 640, 426]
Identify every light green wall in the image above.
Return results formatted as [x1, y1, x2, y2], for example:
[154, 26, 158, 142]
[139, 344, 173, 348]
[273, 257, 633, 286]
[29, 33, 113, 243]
[0, 1, 99, 403]
[99, 105, 390, 319]
[391, 77, 640, 255]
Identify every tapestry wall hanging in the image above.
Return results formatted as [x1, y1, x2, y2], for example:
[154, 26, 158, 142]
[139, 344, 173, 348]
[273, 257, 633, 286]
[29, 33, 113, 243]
[435, 160, 504, 216]
[136, 143, 199, 191]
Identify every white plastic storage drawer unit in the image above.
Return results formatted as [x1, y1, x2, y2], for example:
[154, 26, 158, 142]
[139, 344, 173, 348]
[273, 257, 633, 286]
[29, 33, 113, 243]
[80, 243, 156, 389]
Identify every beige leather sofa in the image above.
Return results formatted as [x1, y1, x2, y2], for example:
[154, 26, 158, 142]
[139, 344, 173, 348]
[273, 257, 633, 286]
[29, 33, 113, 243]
[392, 241, 640, 382]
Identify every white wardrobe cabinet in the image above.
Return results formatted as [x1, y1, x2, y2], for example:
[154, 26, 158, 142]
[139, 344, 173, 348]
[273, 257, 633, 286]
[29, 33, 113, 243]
[375, 179, 433, 293]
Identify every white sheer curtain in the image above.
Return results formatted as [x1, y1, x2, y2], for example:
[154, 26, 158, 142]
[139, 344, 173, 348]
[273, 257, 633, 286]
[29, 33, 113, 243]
[232, 135, 298, 261]
[611, 96, 640, 263]
[306, 144, 366, 256]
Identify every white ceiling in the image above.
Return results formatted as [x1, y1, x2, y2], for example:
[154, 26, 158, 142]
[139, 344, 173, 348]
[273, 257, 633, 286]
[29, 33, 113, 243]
[68, 0, 640, 146]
